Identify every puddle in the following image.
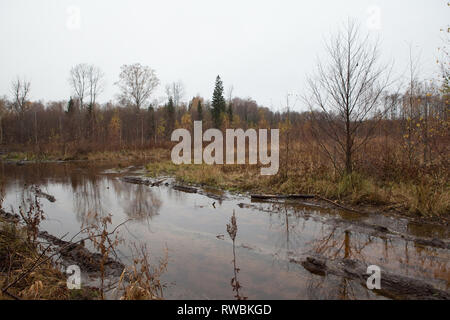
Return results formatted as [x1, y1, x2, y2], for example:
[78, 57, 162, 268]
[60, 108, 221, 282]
[0, 161, 448, 299]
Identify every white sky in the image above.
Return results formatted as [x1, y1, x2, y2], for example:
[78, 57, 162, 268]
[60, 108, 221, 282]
[0, 0, 448, 111]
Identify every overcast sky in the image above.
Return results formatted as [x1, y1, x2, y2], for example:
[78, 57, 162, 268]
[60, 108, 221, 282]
[0, 0, 448, 111]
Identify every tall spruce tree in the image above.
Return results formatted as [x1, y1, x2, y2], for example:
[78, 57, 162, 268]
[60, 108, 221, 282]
[67, 97, 75, 115]
[211, 75, 226, 127]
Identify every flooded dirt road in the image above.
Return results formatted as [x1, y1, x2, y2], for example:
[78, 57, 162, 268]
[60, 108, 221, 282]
[0, 161, 448, 299]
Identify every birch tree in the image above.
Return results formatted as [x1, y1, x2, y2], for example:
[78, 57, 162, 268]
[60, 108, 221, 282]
[304, 20, 393, 174]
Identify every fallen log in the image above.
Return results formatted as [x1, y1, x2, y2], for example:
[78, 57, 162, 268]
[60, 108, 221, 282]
[251, 194, 315, 200]
[151, 179, 166, 187]
[38, 231, 125, 276]
[121, 176, 151, 186]
[295, 255, 449, 300]
[1, 209, 125, 277]
[287, 194, 316, 199]
[251, 193, 362, 214]
[173, 185, 198, 193]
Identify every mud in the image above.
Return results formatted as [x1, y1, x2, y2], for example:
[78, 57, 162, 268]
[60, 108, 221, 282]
[38, 231, 125, 277]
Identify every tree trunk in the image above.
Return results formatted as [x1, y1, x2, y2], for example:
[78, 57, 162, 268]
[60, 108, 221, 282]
[345, 113, 352, 174]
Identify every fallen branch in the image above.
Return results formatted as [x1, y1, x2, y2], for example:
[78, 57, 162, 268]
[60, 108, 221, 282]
[32, 186, 56, 203]
[121, 176, 151, 186]
[173, 185, 197, 193]
[251, 194, 315, 200]
[250, 193, 363, 214]
[314, 195, 363, 214]
[151, 179, 166, 187]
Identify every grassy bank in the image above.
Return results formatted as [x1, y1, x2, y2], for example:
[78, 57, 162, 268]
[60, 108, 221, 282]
[1, 147, 448, 218]
[145, 159, 450, 218]
[0, 148, 169, 162]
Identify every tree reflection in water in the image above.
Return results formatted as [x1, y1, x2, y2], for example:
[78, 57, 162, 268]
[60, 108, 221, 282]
[112, 179, 161, 221]
[265, 202, 308, 268]
[72, 172, 161, 225]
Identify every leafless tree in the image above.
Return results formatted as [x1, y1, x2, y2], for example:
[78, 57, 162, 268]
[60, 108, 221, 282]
[403, 45, 421, 164]
[69, 63, 90, 109]
[165, 80, 184, 107]
[116, 63, 160, 110]
[437, 20, 449, 93]
[11, 77, 31, 115]
[87, 65, 105, 108]
[10, 77, 31, 143]
[227, 85, 234, 104]
[304, 20, 394, 174]
[69, 64, 105, 109]
[0, 96, 7, 144]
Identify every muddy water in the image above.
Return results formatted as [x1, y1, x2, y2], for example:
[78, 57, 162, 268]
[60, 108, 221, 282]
[0, 161, 448, 299]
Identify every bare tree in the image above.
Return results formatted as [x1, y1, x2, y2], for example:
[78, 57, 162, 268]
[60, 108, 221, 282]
[227, 85, 234, 103]
[116, 63, 160, 110]
[69, 64, 90, 109]
[0, 96, 7, 144]
[403, 45, 421, 164]
[165, 81, 184, 107]
[86, 65, 105, 139]
[304, 20, 393, 174]
[87, 65, 105, 108]
[11, 77, 31, 115]
[11, 77, 31, 143]
[69, 64, 105, 109]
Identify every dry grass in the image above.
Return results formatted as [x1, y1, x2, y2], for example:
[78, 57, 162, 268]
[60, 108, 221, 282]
[145, 149, 449, 218]
[1, 148, 170, 162]
[0, 219, 70, 300]
[116, 244, 168, 300]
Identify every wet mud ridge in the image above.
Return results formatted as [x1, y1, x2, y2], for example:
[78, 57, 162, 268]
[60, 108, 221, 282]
[329, 218, 450, 250]
[121, 175, 226, 201]
[293, 255, 450, 300]
[0, 209, 124, 277]
[38, 231, 125, 277]
[121, 176, 165, 187]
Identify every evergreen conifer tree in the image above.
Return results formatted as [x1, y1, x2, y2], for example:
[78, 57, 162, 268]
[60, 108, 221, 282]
[211, 75, 226, 127]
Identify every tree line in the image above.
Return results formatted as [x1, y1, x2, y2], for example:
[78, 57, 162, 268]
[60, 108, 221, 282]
[0, 20, 448, 176]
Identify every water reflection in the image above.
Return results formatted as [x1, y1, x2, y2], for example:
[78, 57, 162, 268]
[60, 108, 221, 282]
[0, 162, 161, 225]
[0, 161, 448, 299]
[72, 174, 106, 223]
[113, 181, 161, 221]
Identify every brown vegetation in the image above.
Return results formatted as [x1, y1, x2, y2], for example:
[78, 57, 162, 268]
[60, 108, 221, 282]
[0, 21, 448, 220]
